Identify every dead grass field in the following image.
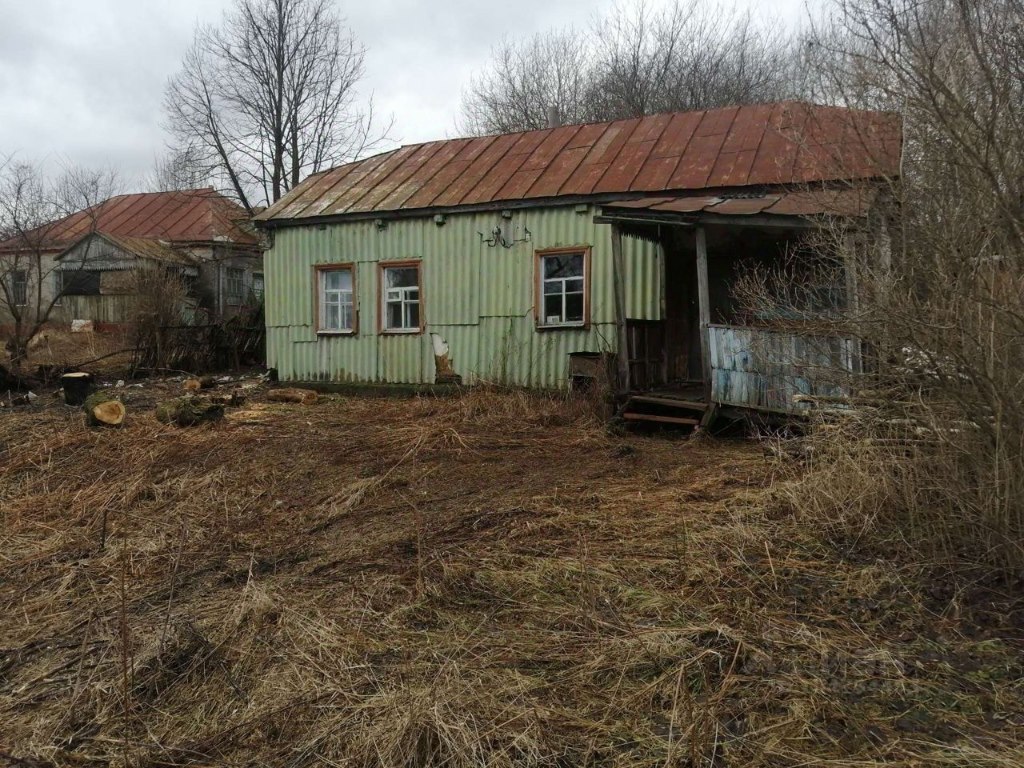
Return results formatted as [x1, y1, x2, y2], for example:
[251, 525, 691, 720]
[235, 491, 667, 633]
[1, 386, 1022, 767]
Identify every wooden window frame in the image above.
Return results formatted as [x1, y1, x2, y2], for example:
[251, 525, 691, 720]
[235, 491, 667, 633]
[534, 246, 591, 330]
[313, 263, 358, 336]
[225, 266, 245, 307]
[378, 260, 424, 335]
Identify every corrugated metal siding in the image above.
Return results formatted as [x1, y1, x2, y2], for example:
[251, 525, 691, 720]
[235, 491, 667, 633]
[265, 204, 659, 387]
[709, 325, 858, 411]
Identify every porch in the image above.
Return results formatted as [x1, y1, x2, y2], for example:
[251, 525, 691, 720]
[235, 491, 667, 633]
[598, 190, 866, 426]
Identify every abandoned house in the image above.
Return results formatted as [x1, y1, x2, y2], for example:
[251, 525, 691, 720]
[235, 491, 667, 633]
[255, 101, 901, 422]
[0, 188, 263, 330]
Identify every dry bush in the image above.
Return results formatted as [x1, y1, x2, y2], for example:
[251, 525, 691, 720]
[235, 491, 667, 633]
[744, 0, 1024, 578]
[131, 264, 191, 370]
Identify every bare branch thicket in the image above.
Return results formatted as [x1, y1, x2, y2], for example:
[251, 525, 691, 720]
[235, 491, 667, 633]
[459, 0, 803, 135]
[164, 0, 388, 212]
[458, 29, 594, 134]
[0, 161, 120, 365]
[148, 145, 212, 192]
[741, 0, 1024, 576]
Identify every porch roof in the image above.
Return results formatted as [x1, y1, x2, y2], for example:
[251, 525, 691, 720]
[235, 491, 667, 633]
[598, 187, 877, 225]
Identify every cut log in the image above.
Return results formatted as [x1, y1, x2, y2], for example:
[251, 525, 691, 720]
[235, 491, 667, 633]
[209, 389, 247, 407]
[266, 388, 319, 405]
[155, 397, 225, 427]
[83, 392, 126, 427]
[183, 375, 217, 392]
[62, 372, 96, 406]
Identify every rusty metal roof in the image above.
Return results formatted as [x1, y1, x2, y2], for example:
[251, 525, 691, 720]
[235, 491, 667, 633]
[257, 101, 901, 223]
[600, 188, 879, 219]
[0, 188, 259, 253]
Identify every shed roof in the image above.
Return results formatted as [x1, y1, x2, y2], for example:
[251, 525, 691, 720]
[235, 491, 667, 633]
[600, 188, 878, 221]
[0, 188, 259, 253]
[56, 232, 200, 268]
[257, 101, 901, 224]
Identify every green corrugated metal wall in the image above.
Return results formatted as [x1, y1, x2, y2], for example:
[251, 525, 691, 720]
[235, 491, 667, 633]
[264, 204, 661, 388]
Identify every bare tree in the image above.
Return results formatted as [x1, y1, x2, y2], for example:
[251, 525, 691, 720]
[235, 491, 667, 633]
[0, 161, 119, 365]
[459, 30, 593, 134]
[164, 0, 386, 212]
[459, 0, 802, 134]
[148, 144, 212, 192]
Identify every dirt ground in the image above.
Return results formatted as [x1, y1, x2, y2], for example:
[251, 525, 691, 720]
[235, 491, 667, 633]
[1, 384, 1022, 767]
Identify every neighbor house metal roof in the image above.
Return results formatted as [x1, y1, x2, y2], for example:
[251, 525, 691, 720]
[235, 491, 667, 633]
[257, 101, 901, 223]
[0, 188, 259, 252]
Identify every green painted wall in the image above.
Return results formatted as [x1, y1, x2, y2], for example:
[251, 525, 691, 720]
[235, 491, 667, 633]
[264, 204, 661, 388]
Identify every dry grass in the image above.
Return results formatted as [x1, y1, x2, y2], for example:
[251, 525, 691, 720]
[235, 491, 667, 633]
[1, 387, 1022, 767]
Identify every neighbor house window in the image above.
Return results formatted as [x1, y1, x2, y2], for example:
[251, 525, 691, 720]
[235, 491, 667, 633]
[380, 262, 421, 333]
[251, 272, 265, 301]
[316, 264, 355, 334]
[9, 270, 28, 306]
[225, 267, 245, 305]
[537, 248, 588, 328]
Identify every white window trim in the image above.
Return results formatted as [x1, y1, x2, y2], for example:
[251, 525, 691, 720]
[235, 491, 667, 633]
[537, 249, 588, 329]
[316, 265, 356, 335]
[380, 262, 422, 334]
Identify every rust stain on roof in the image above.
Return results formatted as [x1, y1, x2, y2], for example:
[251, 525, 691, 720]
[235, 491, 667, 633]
[257, 101, 902, 223]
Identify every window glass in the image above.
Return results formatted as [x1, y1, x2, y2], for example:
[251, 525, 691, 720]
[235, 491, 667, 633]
[318, 267, 354, 332]
[382, 264, 421, 331]
[226, 267, 245, 305]
[11, 270, 28, 306]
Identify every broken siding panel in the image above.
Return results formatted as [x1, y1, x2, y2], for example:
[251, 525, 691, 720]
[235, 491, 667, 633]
[709, 325, 857, 411]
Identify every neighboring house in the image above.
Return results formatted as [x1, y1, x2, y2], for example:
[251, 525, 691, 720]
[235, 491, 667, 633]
[255, 101, 901, 421]
[0, 188, 263, 330]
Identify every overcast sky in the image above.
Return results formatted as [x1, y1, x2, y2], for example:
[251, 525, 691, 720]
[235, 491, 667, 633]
[0, 0, 812, 188]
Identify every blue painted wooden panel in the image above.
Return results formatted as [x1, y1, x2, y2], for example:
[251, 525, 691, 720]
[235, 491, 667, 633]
[709, 325, 858, 412]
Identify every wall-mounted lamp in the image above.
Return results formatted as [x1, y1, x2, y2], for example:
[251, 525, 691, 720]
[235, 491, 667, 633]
[375, 218, 388, 231]
[433, 214, 446, 226]
[500, 209, 513, 219]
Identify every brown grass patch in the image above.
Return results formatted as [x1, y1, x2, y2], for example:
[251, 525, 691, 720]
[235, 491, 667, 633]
[1, 387, 1022, 766]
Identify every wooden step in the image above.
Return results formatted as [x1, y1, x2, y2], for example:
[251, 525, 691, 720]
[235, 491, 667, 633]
[627, 394, 707, 410]
[622, 412, 700, 426]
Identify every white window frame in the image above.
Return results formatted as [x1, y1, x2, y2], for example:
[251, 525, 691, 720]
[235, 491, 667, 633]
[316, 264, 356, 335]
[537, 248, 589, 329]
[380, 262, 422, 334]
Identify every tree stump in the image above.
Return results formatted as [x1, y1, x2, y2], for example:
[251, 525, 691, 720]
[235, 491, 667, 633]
[155, 397, 225, 426]
[62, 372, 96, 406]
[83, 392, 126, 427]
[183, 375, 217, 392]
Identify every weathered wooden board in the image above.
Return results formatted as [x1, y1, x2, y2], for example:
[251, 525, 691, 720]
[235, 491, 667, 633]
[709, 325, 858, 412]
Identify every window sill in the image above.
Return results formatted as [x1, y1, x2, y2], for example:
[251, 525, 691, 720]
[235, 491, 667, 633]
[317, 329, 356, 336]
[537, 322, 587, 331]
[380, 328, 423, 335]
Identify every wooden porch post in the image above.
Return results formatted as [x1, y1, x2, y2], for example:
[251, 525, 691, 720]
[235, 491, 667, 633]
[610, 223, 630, 393]
[695, 226, 712, 403]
